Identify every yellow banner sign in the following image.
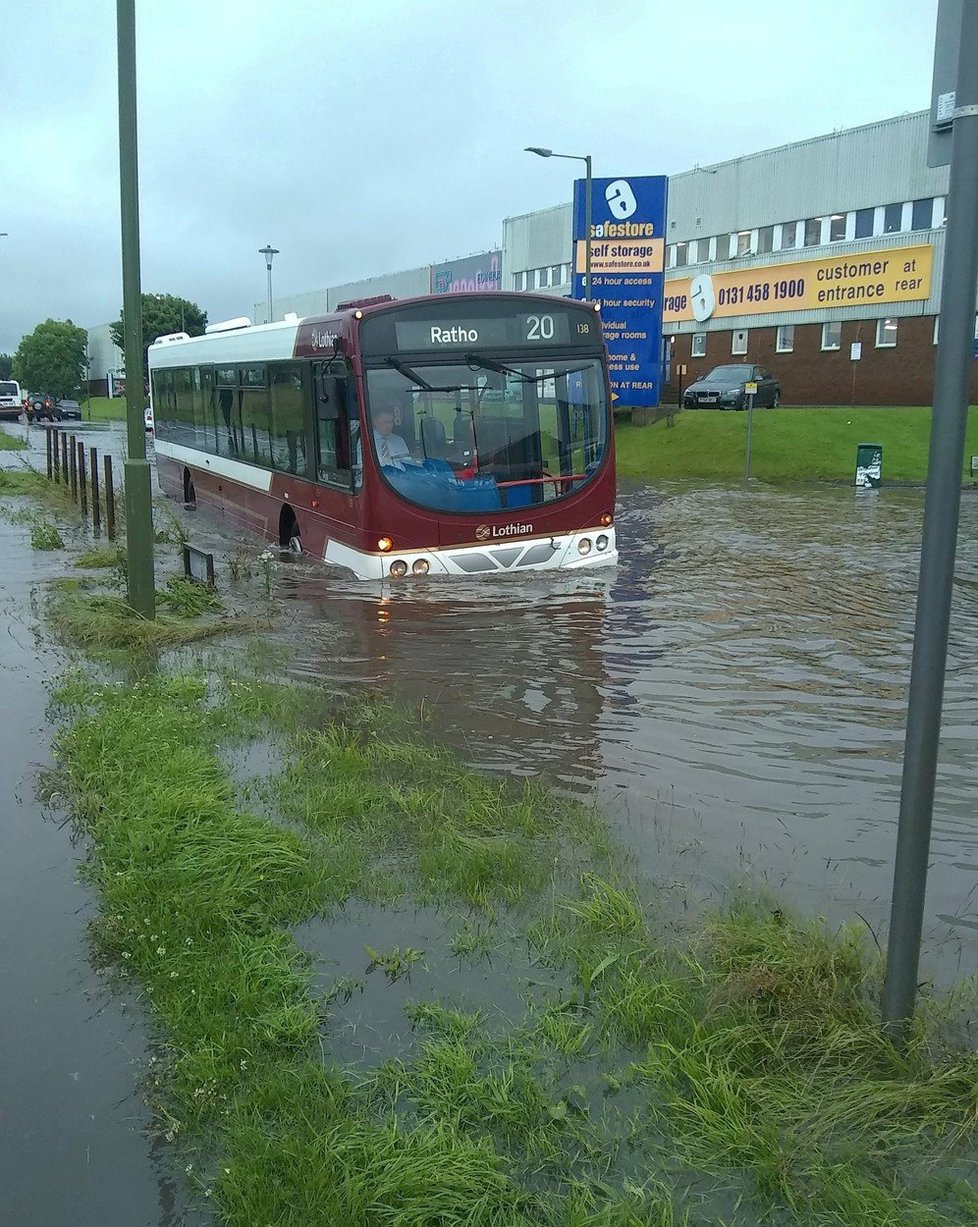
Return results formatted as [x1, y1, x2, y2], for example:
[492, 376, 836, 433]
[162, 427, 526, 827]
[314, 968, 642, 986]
[575, 236, 665, 276]
[663, 244, 933, 324]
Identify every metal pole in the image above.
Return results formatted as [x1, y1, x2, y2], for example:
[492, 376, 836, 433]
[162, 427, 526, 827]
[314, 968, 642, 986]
[91, 446, 101, 536]
[882, 0, 978, 1042]
[69, 434, 78, 501]
[266, 262, 273, 324]
[78, 442, 88, 517]
[584, 154, 592, 302]
[744, 393, 755, 482]
[117, 0, 155, 617]
[104, 455, 116, 541]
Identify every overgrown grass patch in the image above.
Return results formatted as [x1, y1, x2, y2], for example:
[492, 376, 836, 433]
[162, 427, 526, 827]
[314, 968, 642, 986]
[74, 545, 125, 568]
[46, 584, 259, 652]
[46, 663, 978, 1225]
[0, 427, 28, 450]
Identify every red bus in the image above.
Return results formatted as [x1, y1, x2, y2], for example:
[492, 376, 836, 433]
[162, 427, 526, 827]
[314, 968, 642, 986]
[149, 292, 617, 580]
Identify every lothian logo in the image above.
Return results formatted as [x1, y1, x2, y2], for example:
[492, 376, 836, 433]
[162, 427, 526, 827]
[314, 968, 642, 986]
[476, 522, 532, 542]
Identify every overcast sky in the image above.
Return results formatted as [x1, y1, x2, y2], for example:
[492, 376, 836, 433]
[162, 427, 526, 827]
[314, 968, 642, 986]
[1, 0, 939, 355]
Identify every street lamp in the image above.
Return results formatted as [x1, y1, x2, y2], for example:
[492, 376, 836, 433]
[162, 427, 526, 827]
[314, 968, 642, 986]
[258, 244, 279, 323]
[525, 147, 592, 300]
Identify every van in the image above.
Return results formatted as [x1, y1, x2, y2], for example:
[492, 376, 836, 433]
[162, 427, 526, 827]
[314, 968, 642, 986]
[0, 380, 22, 418]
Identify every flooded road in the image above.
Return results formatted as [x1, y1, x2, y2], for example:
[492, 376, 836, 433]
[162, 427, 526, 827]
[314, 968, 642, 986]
[275, 479, 978, 984]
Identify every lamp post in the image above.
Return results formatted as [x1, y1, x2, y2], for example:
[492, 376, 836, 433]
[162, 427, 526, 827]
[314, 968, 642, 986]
[258, 244, 279, 323]
[524, 147, 592, 300]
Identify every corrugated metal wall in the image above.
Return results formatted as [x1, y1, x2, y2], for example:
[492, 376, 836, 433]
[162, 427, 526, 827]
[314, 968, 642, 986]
[502, 204, 572, 288]
[667, 112, 948, 240]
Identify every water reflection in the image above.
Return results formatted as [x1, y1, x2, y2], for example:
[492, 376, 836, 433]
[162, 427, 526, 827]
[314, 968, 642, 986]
[280, 571, 626, 789]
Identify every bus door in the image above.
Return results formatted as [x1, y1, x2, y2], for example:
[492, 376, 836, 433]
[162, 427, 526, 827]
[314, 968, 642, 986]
[313, 360, 360, 501]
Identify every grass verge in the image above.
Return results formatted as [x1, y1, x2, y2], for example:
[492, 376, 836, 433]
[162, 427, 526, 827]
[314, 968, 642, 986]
[0, 425, 28, 449]
[45, 661, 978, 1225]
[615, 404, 978, 483]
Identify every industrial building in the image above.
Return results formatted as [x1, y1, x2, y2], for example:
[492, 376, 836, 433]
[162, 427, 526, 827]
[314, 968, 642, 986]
[88, 110, 956, 406]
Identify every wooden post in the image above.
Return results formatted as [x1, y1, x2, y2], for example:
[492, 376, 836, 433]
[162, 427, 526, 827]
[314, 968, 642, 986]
[52, 428, 60, 482]
[104, 454, 116, 540]
[45, 427, 53, 480]
[61, 432, 69, 486]
[90, 446, 101, 536]
[78, 442, 88, 516]
[69, 435, 78, 501]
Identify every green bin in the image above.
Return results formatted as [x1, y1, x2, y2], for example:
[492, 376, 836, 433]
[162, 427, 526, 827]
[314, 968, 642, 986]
[855, 442, 883, 489]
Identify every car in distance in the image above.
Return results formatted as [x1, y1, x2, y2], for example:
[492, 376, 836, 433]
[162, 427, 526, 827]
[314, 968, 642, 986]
[26, 392, 61, 422]
[57, 398, 83, 420]
[0, 380, 22, 418]
[682, 363, 780, 410]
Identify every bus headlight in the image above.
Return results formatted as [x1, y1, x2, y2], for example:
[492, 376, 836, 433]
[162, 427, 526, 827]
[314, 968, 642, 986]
[578, 537, 592, 555]
[600, 514, 613, 526]
[596, 534, 610, 551]
[389, 559, 408, 577]
[412, 559, 430, 575]
[377, 536, 394, 552]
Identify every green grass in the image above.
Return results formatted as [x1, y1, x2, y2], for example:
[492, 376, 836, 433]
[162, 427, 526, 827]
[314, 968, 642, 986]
[74, 546, 126, 569]
[41, 657, 978, 1225]
[82, 395, 127, 422]
[615, 404, 978, 483]
[0, 427, 28, 450]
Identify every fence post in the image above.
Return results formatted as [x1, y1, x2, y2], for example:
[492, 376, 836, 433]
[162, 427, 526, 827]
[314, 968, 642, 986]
[91, 446, 101, 536]
[61, 432, 69, 486]
[104, 455, 116, 541]
[68, 435, 78, 501]
[45, 428, 53, 480]
[78, 442, 88, 517]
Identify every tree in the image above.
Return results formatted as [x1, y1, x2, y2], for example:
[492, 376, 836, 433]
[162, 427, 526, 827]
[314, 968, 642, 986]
[110, 293, 208, 381]
[0, 354, 13, 381]
[13, 319, 88, 398]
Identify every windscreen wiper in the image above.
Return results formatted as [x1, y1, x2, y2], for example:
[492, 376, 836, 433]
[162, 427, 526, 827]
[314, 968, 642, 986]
[383, 356, 464, 394]
[465, 353, 591, 384]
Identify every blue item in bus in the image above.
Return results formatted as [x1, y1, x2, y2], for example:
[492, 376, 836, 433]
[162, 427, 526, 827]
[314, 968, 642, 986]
[501, 483, 533, 510]
[383, 459, 501, 513]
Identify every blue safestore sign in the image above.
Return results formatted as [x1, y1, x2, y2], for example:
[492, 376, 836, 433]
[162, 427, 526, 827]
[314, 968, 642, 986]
[572, 175, 668, 408]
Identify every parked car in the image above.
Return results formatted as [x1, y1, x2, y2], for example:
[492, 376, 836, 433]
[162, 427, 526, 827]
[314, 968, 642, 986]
[26, 392, 60, 422]
[0, 380, 22, 418]
[57, 398, 83, 420]
[682, 364, 781, 410]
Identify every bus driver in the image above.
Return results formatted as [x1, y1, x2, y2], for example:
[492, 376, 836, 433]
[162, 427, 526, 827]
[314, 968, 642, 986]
[373, 406, 414, 468]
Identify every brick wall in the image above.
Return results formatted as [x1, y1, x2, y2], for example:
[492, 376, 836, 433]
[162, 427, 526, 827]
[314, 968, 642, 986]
[667, 316, 973, 406]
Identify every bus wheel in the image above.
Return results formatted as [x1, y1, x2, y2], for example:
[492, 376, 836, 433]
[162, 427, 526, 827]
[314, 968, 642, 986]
[280, 508, 302, 554]
[183, 469, 197, 508]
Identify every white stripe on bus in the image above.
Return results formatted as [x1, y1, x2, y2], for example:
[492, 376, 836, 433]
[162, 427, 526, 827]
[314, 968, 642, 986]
[153, 439, 274, 492]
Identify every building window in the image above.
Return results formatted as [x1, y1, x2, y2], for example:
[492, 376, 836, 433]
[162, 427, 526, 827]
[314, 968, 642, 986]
[691, 333, 707, 358]
[731, 330, 748, 356]
[549, 264, 561, 286]
[757, 226, 774, 254]
[674, 242, 688, 268]
[829, 213, 847, 242]
[513, 272, 525, 290]
[776, 325, 795, 353]
[692, 238, 709, 263]
[821, 321, 842, 351]
[780, 221, 798, 249]
[912, 198, 934, 230]
[854, 208, 874, 239]
[804, 217, 822, 246]
[876, 318, 898, 348]
[736, 230, 752, 256]
[883, 202, 903, 233]
[715, 233, 730, 260]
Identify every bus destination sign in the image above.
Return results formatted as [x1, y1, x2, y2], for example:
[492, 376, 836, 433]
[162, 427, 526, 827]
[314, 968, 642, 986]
[394, 312, 579, 351]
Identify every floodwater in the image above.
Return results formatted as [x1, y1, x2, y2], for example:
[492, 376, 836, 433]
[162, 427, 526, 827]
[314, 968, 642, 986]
[3, 415, 978, 1220]
[7, 415, 978, 983]
[274, 478, 978, 986]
